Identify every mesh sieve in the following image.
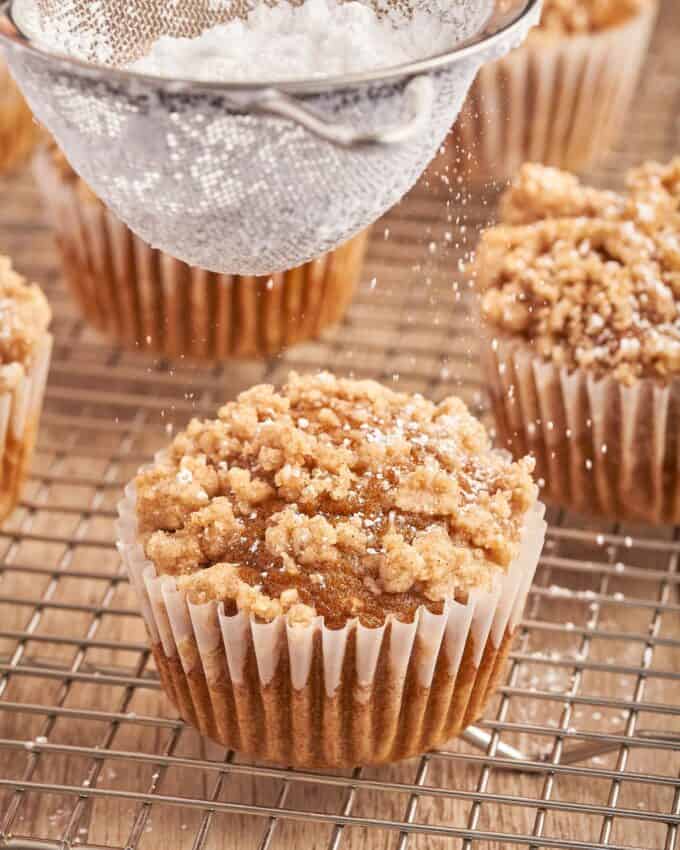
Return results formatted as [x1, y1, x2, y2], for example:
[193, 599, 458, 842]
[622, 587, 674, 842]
[0, 0, 540, 274]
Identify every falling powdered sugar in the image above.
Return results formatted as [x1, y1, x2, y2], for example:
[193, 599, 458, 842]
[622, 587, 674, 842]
[129, 0, 479, 82]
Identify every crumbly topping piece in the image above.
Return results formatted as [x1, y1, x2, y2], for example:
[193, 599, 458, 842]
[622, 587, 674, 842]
[626, 158, 680, 223]
[534, 0, 645, 36]
[499, 164, 625, 226]
[136, 373, 537, 628]
[0, 256, 51, 373]
[481, 158, 680, 385]
[500, 162, 680, 234]
[479, 218, 680, 385]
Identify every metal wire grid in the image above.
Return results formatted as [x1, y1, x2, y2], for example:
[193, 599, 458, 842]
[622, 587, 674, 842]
[0, 5, 679, 849]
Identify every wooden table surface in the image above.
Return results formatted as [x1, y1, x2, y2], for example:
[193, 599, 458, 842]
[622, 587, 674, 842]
[0, 2, 679, 849]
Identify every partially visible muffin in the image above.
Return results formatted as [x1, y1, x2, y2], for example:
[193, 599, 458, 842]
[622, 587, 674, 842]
[499, 160, 680, 228]
[537, 0, 646, 35]
[0, 256, 52, 521]
[118, 372, 546, 767]
[449, 0, 657, 179]
[0, 61, 40, 173]
[497, 164, 626, 225]
[34, 141, 370, 361]
[477, 159, 680, 523]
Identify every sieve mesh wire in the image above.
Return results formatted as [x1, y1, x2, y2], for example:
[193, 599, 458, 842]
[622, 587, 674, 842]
[2, 0, 532, 274]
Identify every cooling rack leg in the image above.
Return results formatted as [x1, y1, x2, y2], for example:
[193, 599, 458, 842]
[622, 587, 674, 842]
[460, 726, 529, 761]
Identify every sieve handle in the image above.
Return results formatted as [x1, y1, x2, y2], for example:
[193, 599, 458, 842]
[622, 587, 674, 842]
[234, 75, 435, 147]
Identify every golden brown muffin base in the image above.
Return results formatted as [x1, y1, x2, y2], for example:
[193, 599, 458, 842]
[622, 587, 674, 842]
[482, 335, 680, 525]
[0, 65, 40, 174]
[151, 622, 515, 768]
[0, 417, 38, 523]
[35, 149, 369, 361]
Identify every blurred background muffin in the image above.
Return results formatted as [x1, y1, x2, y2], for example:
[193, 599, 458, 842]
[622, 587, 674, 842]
[0, 255, 52, 522]
[0, 60, 40, 173]
[33, 141, 370, 361]
[476, 159, 680, 524]
[449, 0, 658, 182]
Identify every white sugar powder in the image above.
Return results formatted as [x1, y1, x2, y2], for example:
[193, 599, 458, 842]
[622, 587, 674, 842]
[129, 0, 475, 82]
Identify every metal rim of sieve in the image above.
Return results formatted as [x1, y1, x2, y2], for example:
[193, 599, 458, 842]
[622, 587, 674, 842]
[0, 0, 540, 94]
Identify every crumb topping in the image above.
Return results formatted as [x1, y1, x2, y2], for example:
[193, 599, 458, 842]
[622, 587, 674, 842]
[534, 0, 646, 36]
[135, 373, 537, 628]
[500, 161, 680, 232]
[0, 256, 51, 376]
[498, 164, 626, 226]
[479, 218, 680, 385]
[479, 159, 680, 386]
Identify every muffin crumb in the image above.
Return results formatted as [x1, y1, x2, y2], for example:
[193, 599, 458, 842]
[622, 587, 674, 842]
[0, 256, 51, 376]
[136, 373, 537, 627]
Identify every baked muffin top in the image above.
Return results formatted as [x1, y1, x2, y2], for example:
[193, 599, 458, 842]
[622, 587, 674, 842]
[478, 160, 680, 386]
[498, 164, 626, 226]
[499, 161, 680, 229]
[134, 372, 537, 628]
[535, 0, 646, 35]
[0, 255, 51, 381]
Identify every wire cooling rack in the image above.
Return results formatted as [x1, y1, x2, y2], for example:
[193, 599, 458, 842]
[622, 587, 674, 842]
[0, 2, 679, 848]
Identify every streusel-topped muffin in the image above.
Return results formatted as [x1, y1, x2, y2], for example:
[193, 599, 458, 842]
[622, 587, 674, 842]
[450, 0, 657, 178]
[477, 159, 680, 524]
[119, 373, 546, 767]
[0, 256, 52, 521]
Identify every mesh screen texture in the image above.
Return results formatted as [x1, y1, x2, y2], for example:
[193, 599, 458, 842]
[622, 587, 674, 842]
[5, 0, 536, 274]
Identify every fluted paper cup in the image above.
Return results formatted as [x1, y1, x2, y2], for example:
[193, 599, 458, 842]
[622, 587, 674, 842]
[449, 2, 658, 181]
[481, 331, 680, 525]
[34, 148, 369, 361]
[0, 334, 52, 522]
[117, 465, 546, 768]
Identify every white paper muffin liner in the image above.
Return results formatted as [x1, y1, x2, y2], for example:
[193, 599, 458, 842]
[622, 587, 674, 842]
[481, 331, 680, 525]
[449, 2, 658, 180]
[117, 459, 546, 767]
[0, 333, 53, 521]
[33, 148, 369, 361]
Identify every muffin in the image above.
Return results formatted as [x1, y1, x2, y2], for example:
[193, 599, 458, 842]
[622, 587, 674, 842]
[0, 60, 40, 173]
[0, 256, 52, 522]
[449, 0, 658, 181]
[477, 160, 680, 523]
[34, 144, 370, 361]
[117, 372, 546, 767]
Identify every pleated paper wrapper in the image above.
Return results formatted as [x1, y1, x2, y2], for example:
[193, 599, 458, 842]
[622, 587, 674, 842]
[481, 331, 680, 525]
[117, 471, 546, 768]
[0, 334, 53, 522]
[34, 148, 369, 361]
[449, 2, 658, 181]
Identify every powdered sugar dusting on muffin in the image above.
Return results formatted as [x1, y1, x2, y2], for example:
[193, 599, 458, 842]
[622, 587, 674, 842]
[135, 373, 537, 627]
[478, 159, 680, 386]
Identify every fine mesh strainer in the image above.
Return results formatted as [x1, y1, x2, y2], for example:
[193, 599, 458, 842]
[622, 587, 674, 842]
[0, 0, 540, 274]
